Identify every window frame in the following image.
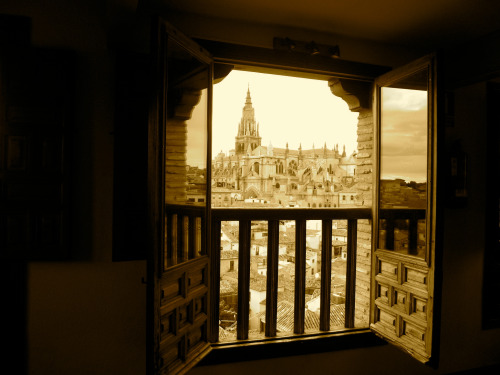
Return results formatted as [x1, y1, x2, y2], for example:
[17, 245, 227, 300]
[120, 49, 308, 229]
[192, 40, 391, 363]
[149, 24, 442, 373]
[202, 54, 441, 367]
[370, 53, 442, 366]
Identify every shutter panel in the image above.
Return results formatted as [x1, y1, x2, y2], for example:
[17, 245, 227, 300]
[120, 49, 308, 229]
[149, 19, 213, 375]
[371, 54, 440, 364]
[0, 47, 73, 261]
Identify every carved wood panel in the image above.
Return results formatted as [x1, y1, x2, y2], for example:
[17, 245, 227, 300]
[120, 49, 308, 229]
[158, 257, 210, 374]
[371, 252, 431, 362]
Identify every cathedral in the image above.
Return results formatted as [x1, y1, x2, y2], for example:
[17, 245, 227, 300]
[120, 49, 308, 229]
[212, 87, 360, 208]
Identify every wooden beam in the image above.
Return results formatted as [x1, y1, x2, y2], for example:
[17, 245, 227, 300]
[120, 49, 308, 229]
[237, 220, 251, 339]
[266, 220, 280, 337]
[294, 219, 306, 334]
[345, 219, 358, 328]
[209, 219, 221, 342]
[195, 39, 390, 82]
[212, 208, 371, 221]
[320, 220, 332, 331]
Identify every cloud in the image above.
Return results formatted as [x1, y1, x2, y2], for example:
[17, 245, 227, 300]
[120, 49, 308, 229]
[381, 155, 427, 183]
[380, 106, 428, 182]
[381, 108, 427, 155]
[382, 87, 427, 111]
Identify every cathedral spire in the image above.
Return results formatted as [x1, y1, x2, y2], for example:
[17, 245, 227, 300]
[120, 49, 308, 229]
[245, 84, 252, 105]
[235, 85, 261, 155]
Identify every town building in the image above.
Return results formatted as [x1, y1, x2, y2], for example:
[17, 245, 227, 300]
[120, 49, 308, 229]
[212, 87, 360, 208]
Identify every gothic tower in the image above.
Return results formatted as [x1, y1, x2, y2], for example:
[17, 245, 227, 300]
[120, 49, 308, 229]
[235, 86, 261, 155]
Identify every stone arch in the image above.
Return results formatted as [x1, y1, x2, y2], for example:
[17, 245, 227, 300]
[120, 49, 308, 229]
[276, 161, 284, 174]
[245, 185, 259, 199]
[252, 161, 260, 174]
[287, 160, 298, 176]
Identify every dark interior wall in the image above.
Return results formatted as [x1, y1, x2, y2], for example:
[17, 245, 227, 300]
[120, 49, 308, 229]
[439, 81, 500, 372]
[1, 1, 147, 374]
[158, 10, 425, 69]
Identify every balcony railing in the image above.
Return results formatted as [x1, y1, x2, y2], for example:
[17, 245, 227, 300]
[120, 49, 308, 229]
[378, 208, 426, 257]
[209, 208, 372, 343]
[164, 204, 207, 269]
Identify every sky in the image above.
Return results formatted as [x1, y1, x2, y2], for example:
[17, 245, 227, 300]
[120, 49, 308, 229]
[185, 89, 208, 168]
[380, 87, 428, 183]
[185, 69, 429, 183]
[212, 70, 358, 156]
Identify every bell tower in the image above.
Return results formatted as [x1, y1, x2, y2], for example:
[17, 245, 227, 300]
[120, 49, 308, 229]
[235, 86, 261, 155]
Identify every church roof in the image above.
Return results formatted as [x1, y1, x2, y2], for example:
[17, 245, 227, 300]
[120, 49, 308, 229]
[221, 249, 239, 259]
[220, 277, 238, 296]
[340, 152, 357, 165]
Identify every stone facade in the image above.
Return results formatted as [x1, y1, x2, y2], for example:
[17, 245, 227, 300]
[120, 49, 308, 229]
[211, 87, 361, 208]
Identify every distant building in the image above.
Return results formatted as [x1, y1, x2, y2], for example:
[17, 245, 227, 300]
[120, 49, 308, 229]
[212, 87, 361, 208]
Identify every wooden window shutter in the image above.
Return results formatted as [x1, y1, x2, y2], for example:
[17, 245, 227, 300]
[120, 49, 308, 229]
[148, 19, 213, 375]
[371, 54, 441, 365]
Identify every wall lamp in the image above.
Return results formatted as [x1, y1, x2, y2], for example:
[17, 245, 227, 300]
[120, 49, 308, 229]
[273, 37, 340, 58]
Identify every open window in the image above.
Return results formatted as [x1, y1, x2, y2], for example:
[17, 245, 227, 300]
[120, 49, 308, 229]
[371, 55, 440, 364]
[148, 19, 441, 374]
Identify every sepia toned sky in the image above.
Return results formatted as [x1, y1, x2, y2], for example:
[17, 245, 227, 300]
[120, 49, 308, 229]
[212, 69, 358, 156]
[186, 70, 429, 182]
[185, 89, 208, 168]
[380, 87, 428, 183]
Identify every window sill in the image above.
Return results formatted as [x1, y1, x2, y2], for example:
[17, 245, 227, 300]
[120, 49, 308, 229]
[197, 329, 386, 366]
